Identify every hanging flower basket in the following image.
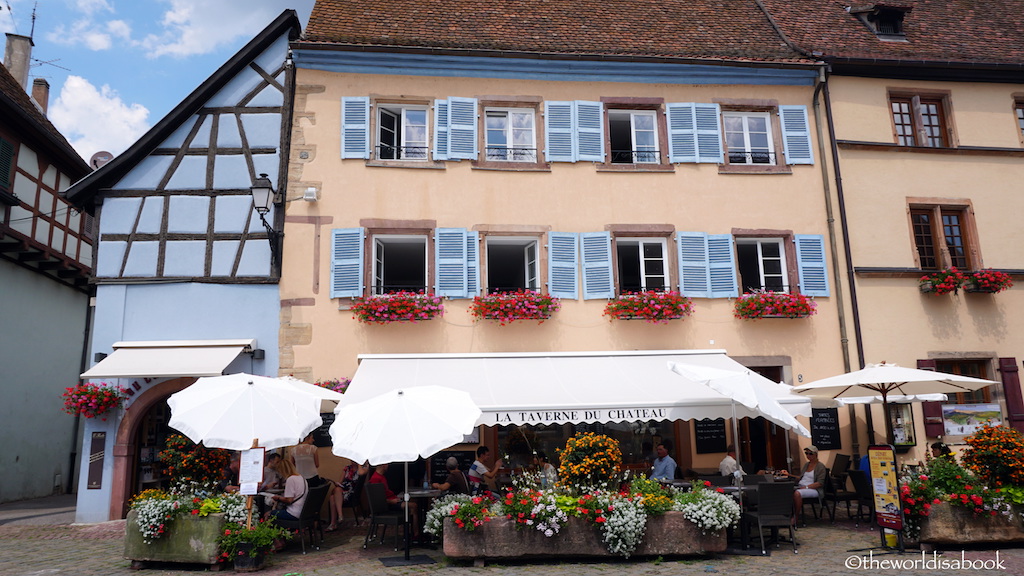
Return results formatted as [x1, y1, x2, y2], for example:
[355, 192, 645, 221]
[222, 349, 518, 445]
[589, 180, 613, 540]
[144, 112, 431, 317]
[919, 267, 967, 295]
[963, 269, 1013, 294]
[469, 290, 560, 325]
[350, 291, 444, 324]
[602, 290, 693, 323]
[61, 382, 128, 420]
[733, 291, 816, 320]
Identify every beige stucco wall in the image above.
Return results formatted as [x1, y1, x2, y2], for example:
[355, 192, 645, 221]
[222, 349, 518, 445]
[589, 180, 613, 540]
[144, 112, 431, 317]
[281, 66, 857, 472]
[822, 75, 1024, 465]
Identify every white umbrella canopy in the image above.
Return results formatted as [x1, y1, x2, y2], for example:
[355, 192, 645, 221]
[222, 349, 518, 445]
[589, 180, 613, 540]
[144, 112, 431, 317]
[793, 362, 997, 444]
[280, 375, 345, 413]
[668, 362, 811, 437]
[167, 373, 324, 450]
[329, 385, 481, 464]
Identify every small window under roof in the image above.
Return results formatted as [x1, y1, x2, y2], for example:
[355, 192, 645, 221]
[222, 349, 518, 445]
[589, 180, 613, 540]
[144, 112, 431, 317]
[849, 4, 911, 41]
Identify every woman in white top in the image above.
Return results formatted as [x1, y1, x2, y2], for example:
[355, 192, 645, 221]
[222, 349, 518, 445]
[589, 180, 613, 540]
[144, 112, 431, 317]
[269, 458, 307, 521]
[291, 433, 324, 487]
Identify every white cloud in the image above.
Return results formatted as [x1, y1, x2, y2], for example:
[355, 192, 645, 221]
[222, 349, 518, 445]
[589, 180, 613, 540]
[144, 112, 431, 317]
[46, 19, 114, 50]
[107, 19, 132, 40]
[49, 75, 150, 158]
[74, 0, 114, 16]
[140, 0, 312, 58]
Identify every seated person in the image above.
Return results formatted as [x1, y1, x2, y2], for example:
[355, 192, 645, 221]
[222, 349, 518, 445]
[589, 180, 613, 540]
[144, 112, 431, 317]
[369, 464, 419, 538]
[649, 443, 676, 481]
[218, 453, 241, 493]
[268, 459, 308, 522]
[931, 441, 955, 461]
[777, 445, 826, 525]
[719, 445, 742, 477]
[432, 457, 470, 495]
[261, 452, 283, 490]
[468, 446, 503, 493]
[533, 451, 558, 488]
[326, 460, 370, 531]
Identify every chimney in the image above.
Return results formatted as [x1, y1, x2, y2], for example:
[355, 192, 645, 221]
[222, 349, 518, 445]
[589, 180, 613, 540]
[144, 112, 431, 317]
[32, 78, 49, 114]
[4, 33, 33, 90]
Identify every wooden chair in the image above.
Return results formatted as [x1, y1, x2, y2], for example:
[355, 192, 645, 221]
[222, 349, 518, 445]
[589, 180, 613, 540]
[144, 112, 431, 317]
[274, 481, 331, 554]
[743, 482, 797, 554]
[363, 482, 407, 550]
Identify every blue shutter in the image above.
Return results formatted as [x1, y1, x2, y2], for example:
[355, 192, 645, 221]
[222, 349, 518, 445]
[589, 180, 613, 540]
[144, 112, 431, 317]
[575, 100, 604, 162]
[435, 228, 468, 297]
[547, 232, 579, 299]
[581, 231, 614, 300]
[707, 234, 739, 298]
[779, 105, 814, 165]
[694, 103, 723, 163]
[448, 97, 478, 160]
[340, 97, 370, 159]
[666, 103, 697, 163]
[544, 101, 575, 162]
[330, 227, 365, 297]
[795, 234, 830, 296]
[676, 232, 710, 298]
[433, 99, 449, 161]
[466, 231, 480, 297]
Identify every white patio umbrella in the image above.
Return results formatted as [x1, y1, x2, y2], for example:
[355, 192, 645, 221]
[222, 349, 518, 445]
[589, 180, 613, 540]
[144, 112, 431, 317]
[280, 375, 345, 413]
[792, 362, 997, 445]
[329, 385, 481, 562]
[167, 373, 324, 450]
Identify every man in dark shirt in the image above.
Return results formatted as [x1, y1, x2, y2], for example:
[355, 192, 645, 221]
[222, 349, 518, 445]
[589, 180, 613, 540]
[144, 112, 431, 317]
[432, 456, 470, 494]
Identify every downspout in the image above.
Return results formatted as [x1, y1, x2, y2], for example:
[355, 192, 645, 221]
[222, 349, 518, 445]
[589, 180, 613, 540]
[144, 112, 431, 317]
[69, 290, 95, 493]
[821, 75, 871, 453]
[813, 68, 860, 459]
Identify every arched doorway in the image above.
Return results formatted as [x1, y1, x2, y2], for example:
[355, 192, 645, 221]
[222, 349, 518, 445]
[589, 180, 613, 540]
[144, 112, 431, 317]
[110, 377, 194, 520]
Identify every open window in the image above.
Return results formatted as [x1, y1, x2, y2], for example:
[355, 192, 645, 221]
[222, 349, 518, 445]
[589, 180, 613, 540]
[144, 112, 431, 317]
[484, 109, 537, 162]
[377, 105, 428, 160]
[372, 235, 427, 294]
[909, 203, 975, 271]
[736, 238, 789, 292]
[485, 237, 539, 293]
[723, 112, 774, 165]
[890, 93, 950, 148]
[615, 237, 668, 293]
[608, 110, 659, 164]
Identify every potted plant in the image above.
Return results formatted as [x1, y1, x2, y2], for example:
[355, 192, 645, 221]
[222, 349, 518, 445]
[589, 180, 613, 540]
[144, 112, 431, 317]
[919, 267, 966, 294]
[602, 290, 693, 323]
[125, 490, 248, 568]
[350, 291, 444, 324]
[61, 381, 128, 420]
[469, 290, 561, 325]
[964, 269, 1013, 294]
[218, 519, 292, 572]
[733, 290, 817, 319]
[313, 377, 351, 394]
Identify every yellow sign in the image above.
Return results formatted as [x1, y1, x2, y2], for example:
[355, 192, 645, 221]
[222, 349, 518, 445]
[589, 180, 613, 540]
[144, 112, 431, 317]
[868, 445, 903, 530]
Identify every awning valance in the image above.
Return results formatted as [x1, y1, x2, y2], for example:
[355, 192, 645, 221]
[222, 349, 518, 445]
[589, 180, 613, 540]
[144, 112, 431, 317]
[81, 339, 256, 379]
[342, 350, 811, 427]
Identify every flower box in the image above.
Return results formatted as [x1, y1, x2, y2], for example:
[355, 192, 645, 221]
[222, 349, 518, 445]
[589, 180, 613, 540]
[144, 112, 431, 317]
[919, 267, 966, 295]
[964, 269, 1013, 294]
[603, 291, 693, 323]
[919, 502, 1024, 547]
[733, 291, 816, 320]
[469, 290, 560, 325]
[125, 510, 225, 568]
[442, 512, 725, 561]
[61, 382, 127, 420]
[350, 291, 444, 324]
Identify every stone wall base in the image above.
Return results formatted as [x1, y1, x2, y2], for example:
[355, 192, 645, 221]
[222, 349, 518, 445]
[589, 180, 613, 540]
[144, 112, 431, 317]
[124, 510, 225, 566]
[443, 511, 725, 560]
[919, 503, 1024, 545]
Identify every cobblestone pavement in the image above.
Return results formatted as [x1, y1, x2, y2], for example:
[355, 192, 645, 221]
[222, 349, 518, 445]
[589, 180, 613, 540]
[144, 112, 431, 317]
[0, 497, 1021, 576]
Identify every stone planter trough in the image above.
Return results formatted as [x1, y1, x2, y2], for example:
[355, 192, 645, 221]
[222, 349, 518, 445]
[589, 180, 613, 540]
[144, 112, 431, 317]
[919, 502, 1024, 549]
[125, 510, 226, 569]
[443, 511, 725, 562]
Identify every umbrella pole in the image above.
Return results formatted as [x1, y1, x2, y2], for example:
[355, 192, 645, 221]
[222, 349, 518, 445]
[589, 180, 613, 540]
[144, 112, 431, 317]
[245, 438, 258, 530]
[731, 401, 743, 510]
[404, 461, 411, 561]
[881, 391, 895, 446]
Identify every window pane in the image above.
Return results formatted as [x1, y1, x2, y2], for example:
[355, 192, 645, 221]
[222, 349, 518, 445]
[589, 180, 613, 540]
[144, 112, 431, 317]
[942, 212, 968, 269]
[616, 243, 642, 292]
[911, 211, 937, 269]
[375, 238, 426, 293]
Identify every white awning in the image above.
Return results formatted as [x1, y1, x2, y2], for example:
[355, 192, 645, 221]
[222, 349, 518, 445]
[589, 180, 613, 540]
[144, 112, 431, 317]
[342, 350, 811, 427]
[81, 339, 256, 379]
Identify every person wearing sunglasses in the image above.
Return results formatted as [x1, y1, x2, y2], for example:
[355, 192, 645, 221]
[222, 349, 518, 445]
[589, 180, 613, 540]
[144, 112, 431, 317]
[778, 445, 826, 525]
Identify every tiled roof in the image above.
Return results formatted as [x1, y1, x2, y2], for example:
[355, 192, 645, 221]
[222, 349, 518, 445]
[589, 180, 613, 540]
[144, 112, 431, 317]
[760, 0, 1024, 66]
[304, 0, 812, 63]
[0, 63, 83, 164]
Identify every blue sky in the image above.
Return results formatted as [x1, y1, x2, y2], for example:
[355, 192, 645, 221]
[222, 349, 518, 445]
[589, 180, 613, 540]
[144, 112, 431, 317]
[1, 0, 315, 159]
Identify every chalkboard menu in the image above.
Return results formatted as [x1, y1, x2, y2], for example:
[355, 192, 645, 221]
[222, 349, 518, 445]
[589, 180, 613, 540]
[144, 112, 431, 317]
[810, 408, 842, 450]
[312, 413, 335, 448]
[430, 450, 476, 484]
[694, 418, 727, 454]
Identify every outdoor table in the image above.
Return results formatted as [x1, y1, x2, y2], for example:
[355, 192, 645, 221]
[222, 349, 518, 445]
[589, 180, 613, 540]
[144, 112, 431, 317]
[405, 489, 443, 546]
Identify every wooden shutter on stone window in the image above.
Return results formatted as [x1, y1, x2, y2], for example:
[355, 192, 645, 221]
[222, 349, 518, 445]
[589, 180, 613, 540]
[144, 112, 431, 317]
[917, 359, 945, 438]
[999, 358, 1024, 433]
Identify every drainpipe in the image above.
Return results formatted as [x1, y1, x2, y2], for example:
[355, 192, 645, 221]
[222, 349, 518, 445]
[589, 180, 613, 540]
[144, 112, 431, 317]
[812, 66, 861, 459]
[820, 73, 870, 456]
[69, 292, 95, 493]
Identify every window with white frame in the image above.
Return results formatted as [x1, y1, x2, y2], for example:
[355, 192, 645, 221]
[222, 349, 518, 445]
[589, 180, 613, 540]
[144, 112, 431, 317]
[373, 235, 427, 294]
[736, 238, 788, 292]
[608, 110, 659, 164]
[723, 112, 774, 165]
[377, 105, 428, 160]
[616, 237, 668, 293]
[484, 109, 537, 162]
[486, 237, 539, 293]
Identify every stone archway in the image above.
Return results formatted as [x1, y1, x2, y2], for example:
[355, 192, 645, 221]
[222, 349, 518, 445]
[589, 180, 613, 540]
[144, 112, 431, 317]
[109, 377, 194, 520]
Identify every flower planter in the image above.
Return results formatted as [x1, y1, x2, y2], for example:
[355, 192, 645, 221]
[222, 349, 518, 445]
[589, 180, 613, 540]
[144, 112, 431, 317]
[603, 291, 693, 323]
[125, 510, 225, 568]
[470, 291, 560, 325]
[231, 541, 267, 572]
[442, 512, 725, 561]
[919, 502, 1024, 547]
[733, 291, 816, 320]
[919, 283, 935, 293]
[350, 292, 444, 324]
[963, 282, 999, 294]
